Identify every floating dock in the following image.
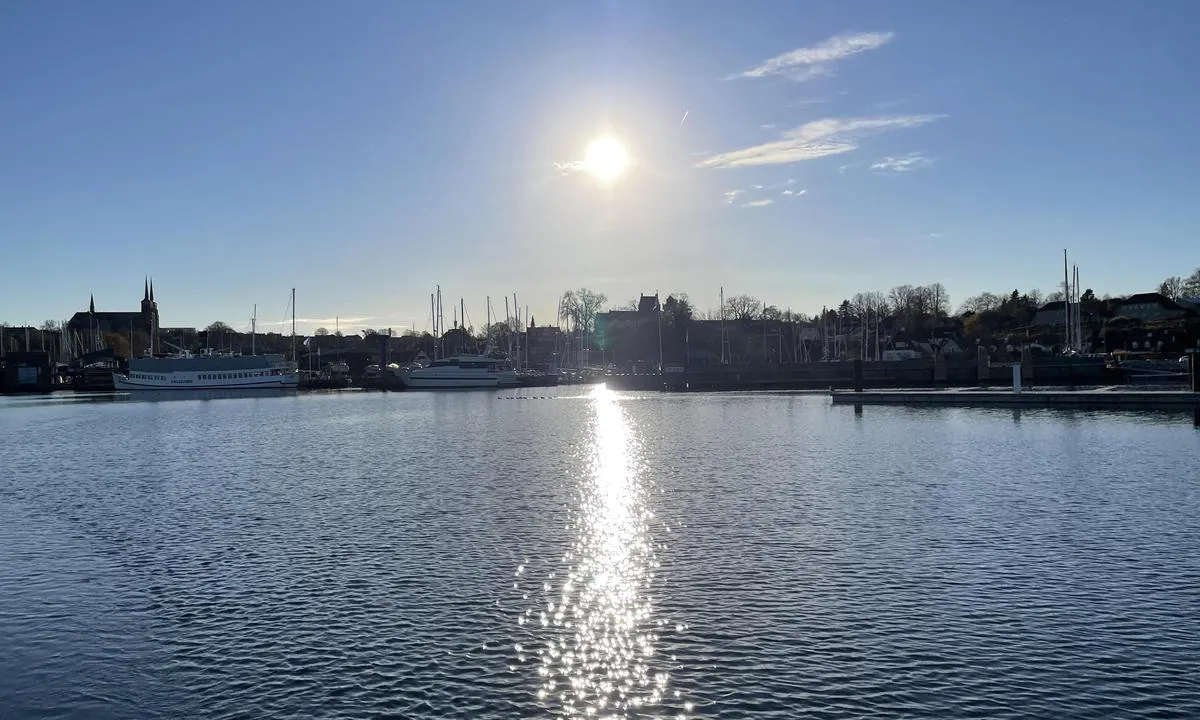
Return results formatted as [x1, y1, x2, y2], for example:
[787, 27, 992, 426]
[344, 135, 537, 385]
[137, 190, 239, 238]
[830, 387, 1200, 409]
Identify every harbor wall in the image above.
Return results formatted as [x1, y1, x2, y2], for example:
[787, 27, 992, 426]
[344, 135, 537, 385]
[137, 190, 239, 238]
[601, 356, 1108, 392]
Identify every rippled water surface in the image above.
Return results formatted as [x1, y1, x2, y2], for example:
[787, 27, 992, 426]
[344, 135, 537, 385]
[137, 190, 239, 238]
[1, 389, 1198, 719]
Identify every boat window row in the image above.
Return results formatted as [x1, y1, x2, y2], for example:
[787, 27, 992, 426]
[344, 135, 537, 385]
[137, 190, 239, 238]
[199, 371, 272, 380]
[428, 359, 503, 369]
[132, 373, 166, 381]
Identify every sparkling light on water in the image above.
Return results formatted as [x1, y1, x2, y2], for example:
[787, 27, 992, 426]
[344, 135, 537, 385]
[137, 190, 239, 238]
[524, 386, 685, 718]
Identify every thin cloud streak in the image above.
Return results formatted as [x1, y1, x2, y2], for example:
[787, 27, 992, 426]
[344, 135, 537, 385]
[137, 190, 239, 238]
[741, 199, 773, 208]
[870, 152, 934, 172]
[697, 115, 943, 169]
[293, 316, 375, 326]
[734, 31, 895, 81]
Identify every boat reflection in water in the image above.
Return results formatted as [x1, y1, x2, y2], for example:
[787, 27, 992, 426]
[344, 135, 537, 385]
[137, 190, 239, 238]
[115, 388, 299, 403]
[523, 385, 689, 718]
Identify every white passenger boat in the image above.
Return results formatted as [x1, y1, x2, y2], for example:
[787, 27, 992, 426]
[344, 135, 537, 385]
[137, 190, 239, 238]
[399, 354, 518, 389]
[113, 349, 299, 390]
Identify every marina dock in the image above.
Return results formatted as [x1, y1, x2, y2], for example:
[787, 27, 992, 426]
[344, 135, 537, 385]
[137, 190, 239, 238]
[830, 387, 1200, 409]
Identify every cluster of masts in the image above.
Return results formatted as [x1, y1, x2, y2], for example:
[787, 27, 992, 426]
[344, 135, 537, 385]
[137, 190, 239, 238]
[1063, 250, 1085, 354]
[429, 285, 531, 368]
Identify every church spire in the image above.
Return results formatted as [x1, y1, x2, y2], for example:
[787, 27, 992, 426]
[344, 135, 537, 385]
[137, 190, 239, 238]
[144, 277, 149, 302]
[149, 278, 155, 303]
[89, 294, 95, 314]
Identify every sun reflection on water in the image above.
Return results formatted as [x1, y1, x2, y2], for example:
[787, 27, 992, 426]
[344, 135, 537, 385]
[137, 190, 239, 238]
[520, 386, 687, 718]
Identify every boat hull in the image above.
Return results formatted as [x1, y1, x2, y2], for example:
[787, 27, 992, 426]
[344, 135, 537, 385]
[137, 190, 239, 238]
[114, 373, 299, 391]
[400, 371, 519, 389]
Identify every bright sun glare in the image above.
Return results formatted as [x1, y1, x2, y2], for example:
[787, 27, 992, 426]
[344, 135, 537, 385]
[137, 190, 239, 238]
[581, 136, 629, 184]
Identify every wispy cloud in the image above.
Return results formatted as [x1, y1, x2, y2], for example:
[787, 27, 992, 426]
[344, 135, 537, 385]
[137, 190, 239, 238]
[697, 114, 943, 169]
[734, 31, 895, 81]
[294, 317, 374, 326]
[781, 188, 808, 197]
[742, 199, 774, 208]
[722, 189, 745, 204]
[870, 152, 934, 172]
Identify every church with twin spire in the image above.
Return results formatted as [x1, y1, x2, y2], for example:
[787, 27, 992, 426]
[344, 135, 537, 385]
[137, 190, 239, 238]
[67, 277, 160, 337]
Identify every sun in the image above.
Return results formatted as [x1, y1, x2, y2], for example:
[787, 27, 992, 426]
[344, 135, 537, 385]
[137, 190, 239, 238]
[581, 136, 629, 184]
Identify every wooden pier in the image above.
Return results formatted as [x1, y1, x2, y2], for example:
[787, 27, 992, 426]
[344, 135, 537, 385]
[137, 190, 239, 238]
[830, 387, 1200, 409]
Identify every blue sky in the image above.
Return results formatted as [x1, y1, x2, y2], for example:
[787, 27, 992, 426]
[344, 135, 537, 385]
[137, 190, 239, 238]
[2, 0, 1198, 332]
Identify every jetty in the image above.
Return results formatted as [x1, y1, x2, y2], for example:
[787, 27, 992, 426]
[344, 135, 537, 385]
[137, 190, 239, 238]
[830, 386, 1200, 409]
[831, 354, 1200, 410]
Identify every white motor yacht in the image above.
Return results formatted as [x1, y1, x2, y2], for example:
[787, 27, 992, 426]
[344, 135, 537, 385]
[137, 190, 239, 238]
[399, 354, 518, 389]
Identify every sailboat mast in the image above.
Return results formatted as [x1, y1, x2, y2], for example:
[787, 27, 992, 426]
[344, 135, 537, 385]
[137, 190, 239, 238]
[252, 304, 257, 355]
[1074, 265, 1082, 352]
[291, 288, 296, 361]
[1065, 248, 1075, 352]
[875, 304, 880, 361]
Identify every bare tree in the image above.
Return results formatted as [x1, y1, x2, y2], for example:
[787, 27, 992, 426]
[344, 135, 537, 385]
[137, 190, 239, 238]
[40, 320, 60, 331]
[724, 294, 762, 321]
[558, 290, 576, 329]
[1184, 268, 1200, 298]
[1159, 276, 1185, 300]
[315, 327, 330, 336]
[849, 291, 888, 319]
[923, 283, 951, 318]
[888, 285, 918, 316]
[206, 321, 234, 333]
[559, 288, 607, 333]
[959, 292, 1003, 315]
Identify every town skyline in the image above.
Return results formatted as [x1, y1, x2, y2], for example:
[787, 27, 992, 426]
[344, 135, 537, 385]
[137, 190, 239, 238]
[3, 2, 1198, 331]
[5, 263, 1198, 338]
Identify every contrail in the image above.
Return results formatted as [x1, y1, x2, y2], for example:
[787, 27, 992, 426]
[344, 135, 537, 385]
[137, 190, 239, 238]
[680, 110, 689, 127]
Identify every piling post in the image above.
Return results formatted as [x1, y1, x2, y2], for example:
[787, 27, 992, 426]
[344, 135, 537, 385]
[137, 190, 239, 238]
[1021, 346, 1034, 383]
[933, 353, 947, 385]
[853, 358, 863, 392]
[1012, 363, 1022, 393]
[1190, 353, 1199, 393]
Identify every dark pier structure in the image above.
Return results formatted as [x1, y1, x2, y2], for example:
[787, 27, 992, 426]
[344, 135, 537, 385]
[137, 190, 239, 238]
[0, 352, 54, 393]
[829, 353, 1200, 413]
[603, 353, 1109, 392]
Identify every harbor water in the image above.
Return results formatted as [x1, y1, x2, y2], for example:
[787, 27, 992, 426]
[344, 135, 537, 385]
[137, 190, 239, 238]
[1, 390, 1198, 719]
